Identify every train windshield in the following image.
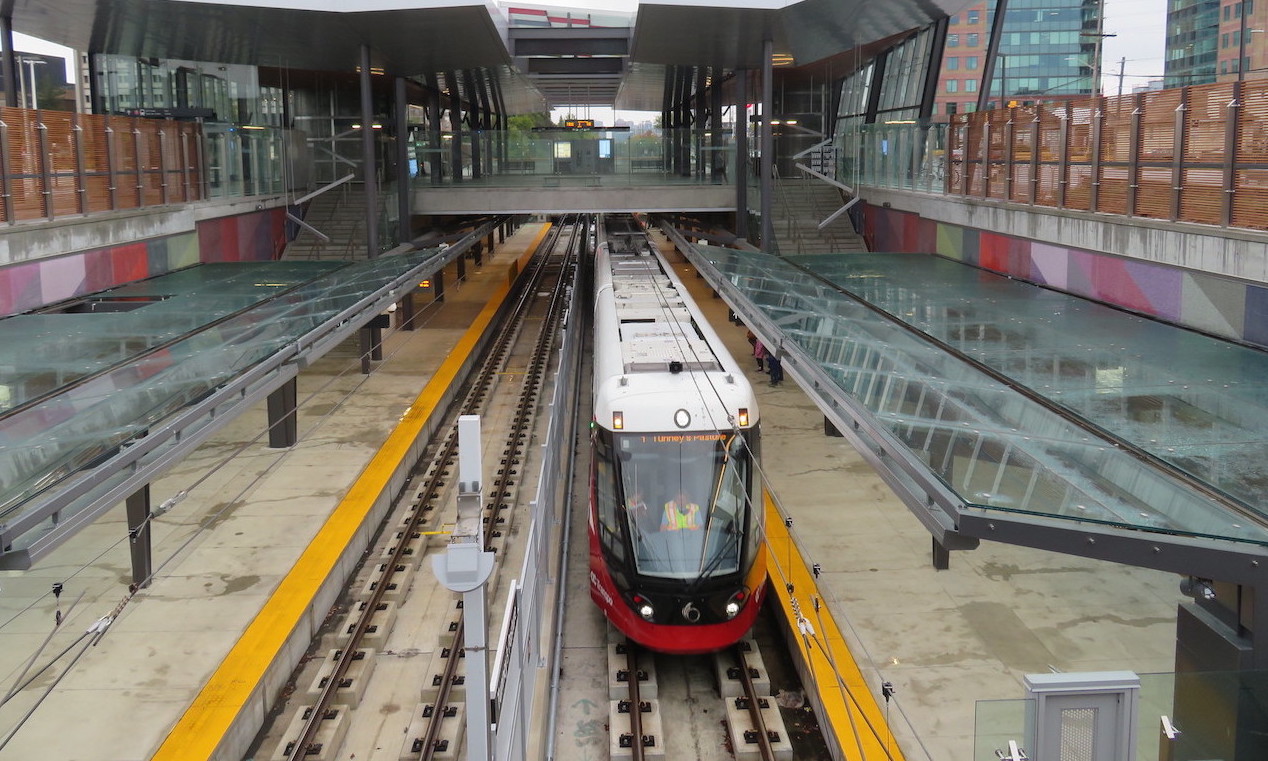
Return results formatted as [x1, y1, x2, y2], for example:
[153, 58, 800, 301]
[617, 431, 751, 579]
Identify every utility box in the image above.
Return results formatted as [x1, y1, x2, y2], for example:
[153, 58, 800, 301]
[1025, 671, 1140, 761]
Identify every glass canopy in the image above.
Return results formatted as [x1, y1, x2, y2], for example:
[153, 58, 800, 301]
[695, 247, 1268, 548]
[0, 253, 439, 530]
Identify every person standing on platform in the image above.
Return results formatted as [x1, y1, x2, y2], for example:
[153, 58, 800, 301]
[767, 349, 783, 386]
[752, 336, 767, 373]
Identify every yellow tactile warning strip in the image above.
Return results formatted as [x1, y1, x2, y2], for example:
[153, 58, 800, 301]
[152, 223, 553, 761]
[764, 496, 907, 761]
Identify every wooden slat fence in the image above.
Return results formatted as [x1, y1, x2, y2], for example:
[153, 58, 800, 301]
[0, 107, 204, 223]
[946, 80, 1268, 232]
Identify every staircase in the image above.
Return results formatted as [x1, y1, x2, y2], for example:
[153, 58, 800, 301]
[282, 185, 369, 261]
[772, 176, 868, 255]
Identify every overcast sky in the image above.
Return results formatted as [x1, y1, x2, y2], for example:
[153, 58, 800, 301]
[1100, 0, 1170, 93]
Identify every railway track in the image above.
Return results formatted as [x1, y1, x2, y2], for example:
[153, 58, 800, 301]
[608, 632, 793, 761]
[254, 216, 586, 761]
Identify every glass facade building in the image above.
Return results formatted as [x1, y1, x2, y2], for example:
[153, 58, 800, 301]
[934, 0, 1103, 119]
[1165, 0, 1221, 87]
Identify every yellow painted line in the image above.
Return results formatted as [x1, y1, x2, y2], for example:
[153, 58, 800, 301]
[153, 223, 553, 761]
[765, 496, 906, 761]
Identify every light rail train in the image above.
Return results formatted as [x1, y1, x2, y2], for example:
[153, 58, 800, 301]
[587, 214, 766, 654]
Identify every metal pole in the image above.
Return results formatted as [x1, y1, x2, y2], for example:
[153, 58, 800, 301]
[395, 76, 411, 245]
[1240, 5, 1249, 82]
[0, 16, 16, 108]
[432, 416, 495, 761]
[447, 71, 463, 184]
[760, 38, 774, 251]
[735, 68, 749, 239]
[359, 45, 380, 258]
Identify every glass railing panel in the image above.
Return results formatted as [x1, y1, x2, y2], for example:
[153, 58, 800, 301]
[407, 128, 737, 187]
[973, 698, 1034, 761]
[845, 123, 949, 194]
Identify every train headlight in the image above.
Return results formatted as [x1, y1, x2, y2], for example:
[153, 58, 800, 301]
[633, 594, 654, 621]
[612, 411, 624, 430]
[725, 590, 748, 619]
[737, 407, 749, 427]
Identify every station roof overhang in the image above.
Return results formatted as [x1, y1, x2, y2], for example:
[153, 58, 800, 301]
[8, 0, 969, 113]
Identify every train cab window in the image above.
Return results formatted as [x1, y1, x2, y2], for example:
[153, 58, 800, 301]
[615, 431, 751, 579]
[594, 458, 626, 563]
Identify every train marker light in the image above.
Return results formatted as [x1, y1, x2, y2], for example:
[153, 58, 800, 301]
[633, 594, 655, 620]
[737, 408, 749, 426]
[674, 408, 691, 428]
[612, 411, 624, 430]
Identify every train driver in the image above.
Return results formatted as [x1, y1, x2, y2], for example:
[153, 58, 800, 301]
[661, 492, 702, 531]
[627, 490, 652, 530]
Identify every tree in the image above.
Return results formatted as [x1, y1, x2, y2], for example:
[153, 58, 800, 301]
[507, 112, 554, 131]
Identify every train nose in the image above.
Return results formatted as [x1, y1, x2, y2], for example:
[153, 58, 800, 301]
[680, 601, 702, 623]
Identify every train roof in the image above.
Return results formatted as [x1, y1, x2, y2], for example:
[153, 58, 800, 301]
[609, 250, 722, 374]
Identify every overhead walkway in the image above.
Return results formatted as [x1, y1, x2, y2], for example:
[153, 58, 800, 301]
[675, 240, 1268, 662]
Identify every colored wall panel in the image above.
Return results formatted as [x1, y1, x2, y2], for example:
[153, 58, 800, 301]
[936, 222, 964, 260]
[1121, 258, 1183, 321]
[39, 255, 86, 305]
[1029, 243, 1069, 289]
[1244, 285, 1268, 347]
[84, 249, 115, 291]
[4, 261, 40, 314]
[1182, 272, 1244, 341]
[979, 231, 1012, 272]
[111, 243, 149, 283]
[1089, 256, 1154, 315]
[859, 203, 1265, 349]
[167, 233, 199, 270]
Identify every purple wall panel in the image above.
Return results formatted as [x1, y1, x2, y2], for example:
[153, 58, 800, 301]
[1244, 285, 1268, 347]
[1029, 243, 1069, 289]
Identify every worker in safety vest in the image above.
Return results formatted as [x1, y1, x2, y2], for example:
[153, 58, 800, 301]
[661, 493, 701, 531]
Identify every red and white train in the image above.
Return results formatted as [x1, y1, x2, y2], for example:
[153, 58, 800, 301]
[588, 214, 766, 654]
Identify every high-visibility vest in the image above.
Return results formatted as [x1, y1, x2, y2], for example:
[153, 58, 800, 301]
[663, 501, 700, 530]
